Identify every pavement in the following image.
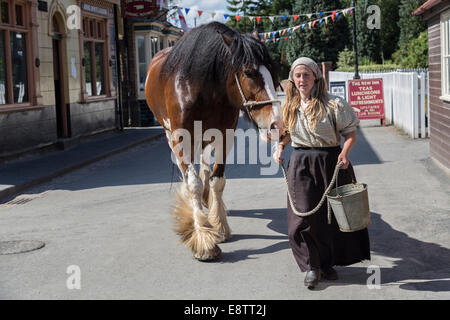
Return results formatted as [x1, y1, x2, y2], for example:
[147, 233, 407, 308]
[0, 119, 449, 300]
[0, 127, 165, 203]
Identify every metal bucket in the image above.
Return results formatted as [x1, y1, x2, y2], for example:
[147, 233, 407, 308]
[327, 183, 371, 232]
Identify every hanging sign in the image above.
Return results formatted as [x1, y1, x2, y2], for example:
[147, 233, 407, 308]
[121, 0, 158, 18]
[348, 78, 385, 120]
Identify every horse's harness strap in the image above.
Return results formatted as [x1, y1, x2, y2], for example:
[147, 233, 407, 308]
[234, 73, 281, 111]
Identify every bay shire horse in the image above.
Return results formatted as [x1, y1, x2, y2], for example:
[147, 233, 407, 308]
[145, 22, 284, 261]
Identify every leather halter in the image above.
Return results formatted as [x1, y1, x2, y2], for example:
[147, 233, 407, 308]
[234, 73, 281, 115]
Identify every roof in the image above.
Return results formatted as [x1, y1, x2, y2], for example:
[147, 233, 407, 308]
[412, 0, 444, 16]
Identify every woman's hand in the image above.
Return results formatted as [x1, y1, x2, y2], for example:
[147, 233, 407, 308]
[337, 152, 349, 169]
[273, 144, 285, 164]
[339, 131, 356, 170]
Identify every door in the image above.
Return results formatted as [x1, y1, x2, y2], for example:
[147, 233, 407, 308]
[52, 16, 70, 138]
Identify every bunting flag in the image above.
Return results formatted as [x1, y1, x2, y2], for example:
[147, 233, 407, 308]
[168, 6, 354, 24]
[177, 8, 189, 32]
[168, 6, 354, 33]
[258, 7, 352, 40]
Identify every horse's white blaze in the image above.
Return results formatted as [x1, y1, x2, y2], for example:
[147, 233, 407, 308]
[259, 65, 282, 122]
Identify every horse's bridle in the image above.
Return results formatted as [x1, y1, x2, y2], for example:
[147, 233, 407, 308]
[234, 73, 281, 116]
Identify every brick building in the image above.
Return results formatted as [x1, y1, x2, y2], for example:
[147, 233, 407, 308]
[413, 0, 450, 172]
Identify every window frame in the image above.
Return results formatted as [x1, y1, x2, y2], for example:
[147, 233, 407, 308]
[0, 0, 35, 110]
[135, 32, 161, 101]
[441, 9, 450, 102]
[80, 6, 115, 103]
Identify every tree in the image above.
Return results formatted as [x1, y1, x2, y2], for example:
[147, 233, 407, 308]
[398, 0, 427, 48]
[285, 0, 350, 68]
[393, 30, 428, 68]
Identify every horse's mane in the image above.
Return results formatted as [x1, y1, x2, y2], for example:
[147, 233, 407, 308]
[161, 22, 276, 87]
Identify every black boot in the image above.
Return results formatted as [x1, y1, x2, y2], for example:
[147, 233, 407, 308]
[321, 267, 338, 280]
[304, 268, 321, 289]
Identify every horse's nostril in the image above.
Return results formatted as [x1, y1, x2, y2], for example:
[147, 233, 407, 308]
[270, 122, 278, 131]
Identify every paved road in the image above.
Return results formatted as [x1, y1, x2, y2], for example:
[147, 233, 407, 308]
[0, 119, 449, 299]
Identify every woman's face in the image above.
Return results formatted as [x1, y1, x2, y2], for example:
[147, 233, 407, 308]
[292, 65, 316, 99]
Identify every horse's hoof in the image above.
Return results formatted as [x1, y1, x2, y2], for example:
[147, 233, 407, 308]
[194, 245, 221, 262]
[216, 233, 232, 244]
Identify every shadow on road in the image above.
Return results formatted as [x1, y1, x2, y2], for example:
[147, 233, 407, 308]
[223, 208, 450, 292]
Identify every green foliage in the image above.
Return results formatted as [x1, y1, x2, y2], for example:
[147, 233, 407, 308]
[398, 0, 427, 49]
[337, 48, 355, 69]
[285, 0, 350, 69]
[335, 63, 400, 72]
[392, 30, 428, 68]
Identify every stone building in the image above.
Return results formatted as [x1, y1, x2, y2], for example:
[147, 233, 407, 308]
[121, 2, 181, 127]
[0, 0, 121, 158]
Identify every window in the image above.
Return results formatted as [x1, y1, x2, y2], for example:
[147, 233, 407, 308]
[0, 0, 30, 106]
[442, 9, 450, 100]
[135, 33, 161, 99]
[83, 16, 106, 97]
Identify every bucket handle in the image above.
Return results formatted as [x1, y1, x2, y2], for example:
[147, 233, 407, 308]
[281, 160, 344, 221]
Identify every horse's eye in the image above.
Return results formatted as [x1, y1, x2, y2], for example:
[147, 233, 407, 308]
[244, 70, 256, 78]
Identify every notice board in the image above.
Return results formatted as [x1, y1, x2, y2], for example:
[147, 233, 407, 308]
[348, 78, 385, 120]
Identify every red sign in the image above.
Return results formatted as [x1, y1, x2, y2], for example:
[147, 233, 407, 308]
[121, 0, 157, 18]
[348, 78, 385, 120]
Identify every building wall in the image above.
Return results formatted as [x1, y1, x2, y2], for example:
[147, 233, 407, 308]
[0, 107, 57, 156]
[0, 0, 119, 158]
[426, 7, 450, 171]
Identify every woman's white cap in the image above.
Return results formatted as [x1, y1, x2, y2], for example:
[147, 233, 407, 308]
[288, 57, 323, 82]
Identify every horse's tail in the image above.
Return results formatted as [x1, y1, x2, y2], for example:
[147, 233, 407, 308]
[172, 183, 221, 260]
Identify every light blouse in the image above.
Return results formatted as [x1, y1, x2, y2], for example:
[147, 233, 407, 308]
[290, 94, 360, 148]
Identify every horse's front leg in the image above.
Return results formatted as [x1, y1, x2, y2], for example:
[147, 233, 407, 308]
[207, 135, 234, 243]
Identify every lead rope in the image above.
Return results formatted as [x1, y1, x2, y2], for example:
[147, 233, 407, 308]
[280, 159, 344, 224]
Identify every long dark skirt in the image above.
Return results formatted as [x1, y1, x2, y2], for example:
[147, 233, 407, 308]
[287, 146, 371, 272]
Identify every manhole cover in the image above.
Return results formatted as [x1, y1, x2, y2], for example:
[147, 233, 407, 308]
[0, 240, 45, 255]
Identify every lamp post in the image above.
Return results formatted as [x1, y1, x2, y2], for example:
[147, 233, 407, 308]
[352, 0, 360, 79]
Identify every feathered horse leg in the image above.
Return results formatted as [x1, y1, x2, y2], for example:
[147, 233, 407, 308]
[173, 164, 221, 261]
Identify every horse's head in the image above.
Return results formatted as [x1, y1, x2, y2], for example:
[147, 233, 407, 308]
[223, 33, 285, 142]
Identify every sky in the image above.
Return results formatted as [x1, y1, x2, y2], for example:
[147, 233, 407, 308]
[168, 0, 235, 28]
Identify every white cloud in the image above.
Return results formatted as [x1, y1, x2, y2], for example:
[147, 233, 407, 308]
[175, 0, 228, 12]
[170, 0, 231, 28]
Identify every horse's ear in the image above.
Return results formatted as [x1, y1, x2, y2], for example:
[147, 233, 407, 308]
[221, 33, 233, 47]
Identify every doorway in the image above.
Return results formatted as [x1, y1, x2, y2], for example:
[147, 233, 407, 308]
[52, 15, 70, 139]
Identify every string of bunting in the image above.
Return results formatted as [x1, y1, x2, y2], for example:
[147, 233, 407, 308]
[260, 7, 354, 43]
[169, 6, 354, 26]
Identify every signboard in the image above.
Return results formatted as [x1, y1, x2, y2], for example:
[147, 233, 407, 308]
[82, 3, 109, 17]
[348, 78, 385, 120]
[329, 81, 346, 100]
[121, 0, 158, 18]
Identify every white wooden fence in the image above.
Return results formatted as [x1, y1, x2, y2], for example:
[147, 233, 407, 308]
[329, 70, 430, 139]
